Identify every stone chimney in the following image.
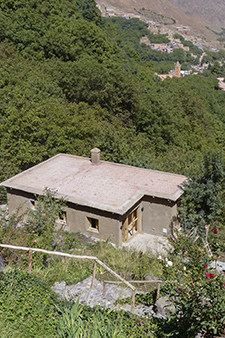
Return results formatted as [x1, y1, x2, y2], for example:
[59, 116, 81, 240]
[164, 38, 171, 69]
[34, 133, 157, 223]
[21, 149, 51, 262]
[91, 148, 100, 164]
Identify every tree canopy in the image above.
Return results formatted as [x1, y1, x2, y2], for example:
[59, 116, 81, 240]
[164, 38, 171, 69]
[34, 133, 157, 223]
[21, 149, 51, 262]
[0, 0, 225, 206]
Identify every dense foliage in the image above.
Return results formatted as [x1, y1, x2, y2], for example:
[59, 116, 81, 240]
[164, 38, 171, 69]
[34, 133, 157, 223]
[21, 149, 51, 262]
[179, 151, 225, 237]
[0, 270, 61, 337]
[0, 270, 158, 337]
[161, 234, 225, 337]
[0, 0, 225, 205]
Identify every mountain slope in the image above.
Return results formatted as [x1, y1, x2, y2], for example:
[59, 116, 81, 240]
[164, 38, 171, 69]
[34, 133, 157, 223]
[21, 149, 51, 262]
[98, 0, 224, 46]
[168, 0, 225, 31]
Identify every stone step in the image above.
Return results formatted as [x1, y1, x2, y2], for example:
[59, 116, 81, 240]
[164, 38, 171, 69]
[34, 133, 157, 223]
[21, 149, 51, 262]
[52, 276, 155, 317]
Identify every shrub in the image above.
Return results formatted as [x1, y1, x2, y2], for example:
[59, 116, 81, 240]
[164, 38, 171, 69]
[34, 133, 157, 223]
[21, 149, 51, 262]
[0, 270, 61, 337]
[161, 234, 225, 337]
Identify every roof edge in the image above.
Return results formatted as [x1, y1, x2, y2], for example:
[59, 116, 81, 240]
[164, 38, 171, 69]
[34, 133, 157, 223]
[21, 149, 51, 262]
[3, 183, 185, 216]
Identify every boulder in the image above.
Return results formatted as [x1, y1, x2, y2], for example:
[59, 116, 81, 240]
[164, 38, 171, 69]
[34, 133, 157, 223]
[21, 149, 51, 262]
[155, 295, 175, 317]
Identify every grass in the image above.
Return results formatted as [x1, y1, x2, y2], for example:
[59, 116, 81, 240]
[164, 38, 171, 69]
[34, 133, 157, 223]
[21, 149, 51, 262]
[29, 233, 164, 288]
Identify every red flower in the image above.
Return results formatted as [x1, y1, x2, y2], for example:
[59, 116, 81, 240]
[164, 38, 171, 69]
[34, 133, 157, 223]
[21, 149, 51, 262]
[212, 227, 218, 234]
[205, 273, 215, 279]
[204, 265, 208, 268]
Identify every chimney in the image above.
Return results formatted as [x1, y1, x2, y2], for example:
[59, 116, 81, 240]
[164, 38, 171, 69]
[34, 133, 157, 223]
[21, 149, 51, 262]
[91, 148, 100, 164]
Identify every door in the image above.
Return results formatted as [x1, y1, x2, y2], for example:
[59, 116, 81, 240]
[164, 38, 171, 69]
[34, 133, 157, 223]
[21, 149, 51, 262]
[122, 207, 139, 242]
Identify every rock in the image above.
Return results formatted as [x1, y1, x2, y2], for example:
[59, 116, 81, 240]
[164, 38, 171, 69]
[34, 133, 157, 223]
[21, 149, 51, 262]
[155, 295, 175, 317]
[52, 281, 66, 297]
[0, 256, 4, 271]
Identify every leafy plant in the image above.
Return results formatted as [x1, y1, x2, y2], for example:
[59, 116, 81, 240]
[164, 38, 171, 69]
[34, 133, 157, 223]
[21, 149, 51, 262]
[161, 233, 225, 337]
[0, 270, 61, 337]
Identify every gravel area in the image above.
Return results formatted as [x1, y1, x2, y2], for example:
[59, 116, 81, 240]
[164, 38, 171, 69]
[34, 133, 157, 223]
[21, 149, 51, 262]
[52, 276, 155, 317]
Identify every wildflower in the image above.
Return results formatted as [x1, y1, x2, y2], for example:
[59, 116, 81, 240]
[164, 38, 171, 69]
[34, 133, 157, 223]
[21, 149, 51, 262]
[139, 321, 144, 325]
[33, 239, 37, 243]
[205, 273, 215, 279]
[183, 266, 186, 271]
[184, 251, 188, 255]
[21, 254, 24, 257]
[135, 319, 138, 321]
[212, 227, 218, 234]
[204, 265, 208, 268]
[158, 255, 162, 260]
[167, 261, 173, 267]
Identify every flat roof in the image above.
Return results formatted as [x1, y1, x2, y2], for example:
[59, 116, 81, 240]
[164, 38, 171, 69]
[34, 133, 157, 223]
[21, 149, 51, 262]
[1, 154, 187, 215]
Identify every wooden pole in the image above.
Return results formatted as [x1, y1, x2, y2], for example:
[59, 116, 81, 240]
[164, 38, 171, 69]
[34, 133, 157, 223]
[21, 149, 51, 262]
[28, 250, 32, 274]
[103, 281, 106, 297]
[131, 289, 136, 314]
[91, 260, 97, 289]
[0, 244, 136, 300]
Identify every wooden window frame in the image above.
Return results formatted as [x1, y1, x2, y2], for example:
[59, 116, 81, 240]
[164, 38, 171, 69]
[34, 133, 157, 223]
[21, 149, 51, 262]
[122, 207, 139, 242]
[29, 199, 36, 210]
[57, 211, 67, 224]
[87, 217, 99, 232]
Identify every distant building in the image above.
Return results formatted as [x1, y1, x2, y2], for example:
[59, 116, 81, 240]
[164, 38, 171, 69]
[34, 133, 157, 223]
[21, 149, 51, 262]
[123, 13, 141, 20]
[155, 61, 182, 80]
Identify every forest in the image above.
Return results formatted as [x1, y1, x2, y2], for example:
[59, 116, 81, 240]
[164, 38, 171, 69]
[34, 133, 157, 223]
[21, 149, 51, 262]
[0, 0, 225, 191]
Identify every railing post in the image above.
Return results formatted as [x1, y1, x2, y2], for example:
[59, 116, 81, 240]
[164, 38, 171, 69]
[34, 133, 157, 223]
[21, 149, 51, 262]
[103, 281, 106, 297]
[131, 289, 136, 314]
[157, 282, 160, 299]
[91, 260, 97, 289]
[28, 250, 32, 274]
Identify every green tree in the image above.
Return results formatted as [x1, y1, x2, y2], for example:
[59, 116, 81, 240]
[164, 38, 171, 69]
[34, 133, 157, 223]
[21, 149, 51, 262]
[179, 151, 225, 235]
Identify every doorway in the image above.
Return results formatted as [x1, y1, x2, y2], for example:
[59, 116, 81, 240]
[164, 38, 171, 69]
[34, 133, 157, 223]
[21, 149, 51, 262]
[122, 207, 139, 242]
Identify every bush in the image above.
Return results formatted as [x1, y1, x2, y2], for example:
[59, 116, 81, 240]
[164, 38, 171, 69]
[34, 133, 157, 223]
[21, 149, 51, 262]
[0, 270, 61, 337]
[160, 234, 225, 337]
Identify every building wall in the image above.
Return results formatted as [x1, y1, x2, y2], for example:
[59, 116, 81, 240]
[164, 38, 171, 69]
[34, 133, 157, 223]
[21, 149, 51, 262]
[7, 188, 35, 218]
[66, 202, 121, 245]
[6, 189, 122, 245]
[7, 189, 178, 245]
[141, 196, 177, 237]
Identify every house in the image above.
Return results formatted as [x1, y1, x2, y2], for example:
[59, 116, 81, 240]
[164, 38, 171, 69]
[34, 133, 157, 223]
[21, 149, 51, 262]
[0, 149, 186, 246]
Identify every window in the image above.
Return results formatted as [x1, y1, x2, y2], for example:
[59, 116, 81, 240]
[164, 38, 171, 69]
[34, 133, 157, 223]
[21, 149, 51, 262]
[122, 207, 139, 242]
[29, 199, 36, 210]
[88, 217, 99, 232]
[58, 211, 67, 224]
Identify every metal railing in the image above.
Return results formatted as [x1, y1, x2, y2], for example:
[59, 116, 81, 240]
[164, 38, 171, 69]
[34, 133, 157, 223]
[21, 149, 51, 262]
[0, 243, 136, 313]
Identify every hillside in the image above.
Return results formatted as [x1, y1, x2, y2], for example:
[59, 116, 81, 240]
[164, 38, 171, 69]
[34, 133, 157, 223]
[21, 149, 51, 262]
[168, 0, 225, 31]
[0, 0, 225, 195]
[97, 0, 225, 47]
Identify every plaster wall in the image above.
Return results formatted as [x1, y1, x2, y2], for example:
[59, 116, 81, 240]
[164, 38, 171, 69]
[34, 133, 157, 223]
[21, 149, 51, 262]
[66, 203, 121, 245]
[7, 189, 35, 218]
[141, 196, 177, 237]
[6, 189, 179, 245]
[6, 189, 122, 245]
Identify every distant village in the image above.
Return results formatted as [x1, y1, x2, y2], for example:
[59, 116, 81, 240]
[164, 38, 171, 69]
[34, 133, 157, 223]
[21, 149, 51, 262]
[96, 3, 220, 60]
[96, 2, 225, 89]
